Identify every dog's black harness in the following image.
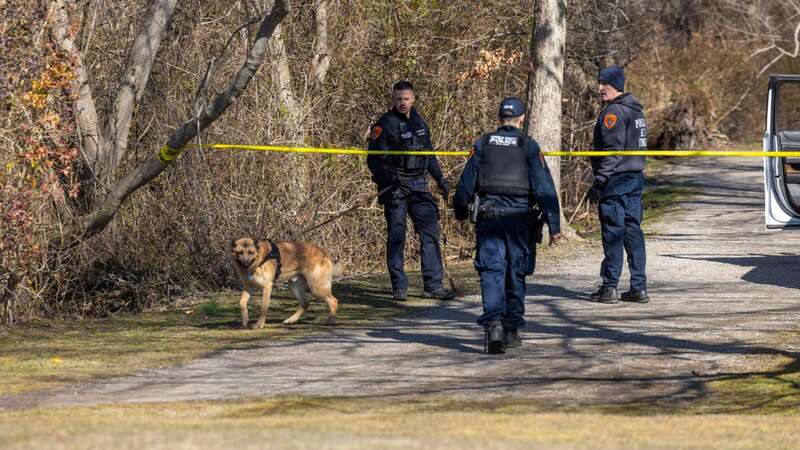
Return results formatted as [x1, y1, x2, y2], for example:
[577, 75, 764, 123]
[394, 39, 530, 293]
[263, 239, 282, 281]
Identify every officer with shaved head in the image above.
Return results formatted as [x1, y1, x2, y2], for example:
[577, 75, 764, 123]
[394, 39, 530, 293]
[367, 81, 455, 302]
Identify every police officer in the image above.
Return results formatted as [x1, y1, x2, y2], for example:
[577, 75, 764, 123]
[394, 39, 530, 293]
[367, 81, 455, 301]
[588, 66, 649, 304]
[454, 97, 562, 354]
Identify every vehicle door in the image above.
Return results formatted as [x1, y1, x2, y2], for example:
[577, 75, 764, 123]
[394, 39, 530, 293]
[763, 75, 800, 229]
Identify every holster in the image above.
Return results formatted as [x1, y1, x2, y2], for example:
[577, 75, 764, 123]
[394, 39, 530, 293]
[470, 195, 535, 223]
[529, 204, 545, 245]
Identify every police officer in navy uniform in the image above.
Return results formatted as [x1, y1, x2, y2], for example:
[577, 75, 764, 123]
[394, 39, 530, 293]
[454, 97, 562, 354]
[588, 66, 649, 304]
[367, 81, 455, 301]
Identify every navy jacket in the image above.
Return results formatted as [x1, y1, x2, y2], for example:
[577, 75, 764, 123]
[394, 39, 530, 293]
[367, 108, 448, 193]
[591, 93, 648, 185]
[453, 125, 561, 235]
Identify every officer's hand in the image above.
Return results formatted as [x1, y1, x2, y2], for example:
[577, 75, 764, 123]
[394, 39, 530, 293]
[549, 233, 564, 247]
[437, 183, 450, 199]
[587, 181, 603, 205]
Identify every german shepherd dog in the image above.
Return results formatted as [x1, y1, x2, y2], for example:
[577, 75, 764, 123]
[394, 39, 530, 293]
[230, 238, 341, 329]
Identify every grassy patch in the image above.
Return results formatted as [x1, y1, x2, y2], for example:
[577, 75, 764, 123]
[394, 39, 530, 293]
[2, 397, 799, 450]
[699, 336, 800, 415]
[642, 184, 693, 224]
[0, 275, 422, 397]
[195, 299, 223, 317]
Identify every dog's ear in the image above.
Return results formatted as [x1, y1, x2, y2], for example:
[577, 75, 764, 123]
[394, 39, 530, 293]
[229, 239, 237, 250]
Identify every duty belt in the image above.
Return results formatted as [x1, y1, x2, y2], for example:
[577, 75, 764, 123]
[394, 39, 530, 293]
[469, 194, 530, 222]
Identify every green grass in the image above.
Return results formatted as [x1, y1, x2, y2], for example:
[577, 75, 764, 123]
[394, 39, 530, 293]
[195, 299, 223, 317]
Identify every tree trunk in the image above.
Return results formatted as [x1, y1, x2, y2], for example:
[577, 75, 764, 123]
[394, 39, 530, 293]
[309, 0, 331, 86]
[51, 0, 104, 179]
[104, 0, 178, 183]
[268, 0, 333, 218]
[52, 0, 292, 248]
[527, 0, 572, 235]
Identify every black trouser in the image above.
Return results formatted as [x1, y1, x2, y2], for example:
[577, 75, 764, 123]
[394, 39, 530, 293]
[383, 191, 444, 293]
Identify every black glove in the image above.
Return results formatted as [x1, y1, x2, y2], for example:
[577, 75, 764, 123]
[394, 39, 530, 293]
[438, 181, 450, 200]
[587, 180, 605, 204]
[453, 203, 468, 221]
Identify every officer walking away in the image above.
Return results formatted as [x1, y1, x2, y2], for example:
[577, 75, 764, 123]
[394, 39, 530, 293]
[588, 65, 649, 304]
[453, 97, 562, 354]
[367, 81, 456, 301]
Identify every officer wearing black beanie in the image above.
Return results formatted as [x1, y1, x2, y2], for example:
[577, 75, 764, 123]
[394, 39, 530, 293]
[588, 66, 650, 304]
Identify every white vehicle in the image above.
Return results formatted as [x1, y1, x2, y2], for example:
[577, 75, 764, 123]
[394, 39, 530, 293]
[764, 75, 800, 229]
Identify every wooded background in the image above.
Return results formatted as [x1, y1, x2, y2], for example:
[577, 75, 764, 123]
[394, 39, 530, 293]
[3, 0, 800, 324]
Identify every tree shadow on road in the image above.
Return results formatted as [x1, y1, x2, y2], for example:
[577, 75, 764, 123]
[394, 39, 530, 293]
[520, 297, 800, 413]
[664, 253, 800, 290]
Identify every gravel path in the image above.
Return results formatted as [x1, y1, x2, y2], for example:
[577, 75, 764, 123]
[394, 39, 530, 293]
[4, 157, 800, 410]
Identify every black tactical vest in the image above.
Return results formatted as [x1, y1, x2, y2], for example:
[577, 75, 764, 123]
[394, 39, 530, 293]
[477, 132, 530, 196]
[382, 115, 428, 176]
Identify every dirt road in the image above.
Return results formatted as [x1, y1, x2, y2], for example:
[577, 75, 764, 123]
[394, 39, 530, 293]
[4, 157, 800, 410]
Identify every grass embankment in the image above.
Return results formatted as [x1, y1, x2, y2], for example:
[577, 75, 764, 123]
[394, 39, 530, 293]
[3, 344, 797, 448]
[2, 396, 799, 450]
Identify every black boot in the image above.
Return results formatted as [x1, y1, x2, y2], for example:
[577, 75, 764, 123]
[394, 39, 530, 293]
[620, 290, 650, 303]
[503, 329, 522, 348]
[423, 288, 456, 300]
[590, 286, 619, 303]
[392, 289, 407, 301]
[484, 321, 505, 354]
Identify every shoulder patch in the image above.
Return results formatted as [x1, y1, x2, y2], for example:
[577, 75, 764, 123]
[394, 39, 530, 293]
[538, 151, 546, 165]
[603, 113, 618, 129]
[370, 125, 382, 141]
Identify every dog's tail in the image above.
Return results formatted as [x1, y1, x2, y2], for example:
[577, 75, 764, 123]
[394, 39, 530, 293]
[332, 259, 345, 280]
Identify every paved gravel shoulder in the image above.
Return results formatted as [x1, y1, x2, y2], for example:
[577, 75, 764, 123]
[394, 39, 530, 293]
[3, 157, 800, 410]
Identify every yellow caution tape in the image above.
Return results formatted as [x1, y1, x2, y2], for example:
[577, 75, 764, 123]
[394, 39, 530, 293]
[172, 143, 800, 158]
[158, 145, 184, 164]
[190, 143, 469, 156]
[546, 150, 800, 157]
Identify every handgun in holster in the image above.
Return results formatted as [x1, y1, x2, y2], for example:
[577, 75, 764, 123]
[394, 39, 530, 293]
[529, 203, 545, 245]
[469, 193, 481, 223]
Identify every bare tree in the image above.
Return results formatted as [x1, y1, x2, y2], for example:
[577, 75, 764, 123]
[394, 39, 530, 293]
[52, 0, 178, 188]
[51, 0, 292, 248]
[711, 0, 800, 124]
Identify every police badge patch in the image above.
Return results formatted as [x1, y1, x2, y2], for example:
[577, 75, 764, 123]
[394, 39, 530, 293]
[604, 113, 618, 129]
[370, 126, 382, 141]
